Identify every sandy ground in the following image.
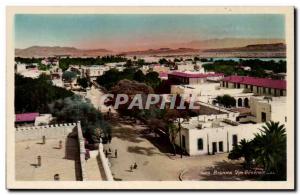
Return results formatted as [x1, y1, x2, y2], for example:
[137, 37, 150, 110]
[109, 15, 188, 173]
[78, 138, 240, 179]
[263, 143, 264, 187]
[85, 85, 246, 181]
[15, 137, 81, 181]
[104, 121, 234, 181]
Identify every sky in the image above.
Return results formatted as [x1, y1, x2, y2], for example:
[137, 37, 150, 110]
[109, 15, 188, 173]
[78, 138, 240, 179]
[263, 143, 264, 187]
[15, 14, 285, 51]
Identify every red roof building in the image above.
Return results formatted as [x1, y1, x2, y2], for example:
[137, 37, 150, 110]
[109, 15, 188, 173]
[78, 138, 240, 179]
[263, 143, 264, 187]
[168, 72, 224, 85]
[221, 76, 286, 96]
[159, 72, 169, 80]
[15, 112, 39, 123]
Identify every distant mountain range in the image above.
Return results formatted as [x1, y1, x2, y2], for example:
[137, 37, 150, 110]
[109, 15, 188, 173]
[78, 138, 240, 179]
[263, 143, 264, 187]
[174, 38, 285, 49]
[15, 46, 112, 57]
[119, 48, 201, 56]
[15, 38, 286, 57]
[203, 43, 286, 52]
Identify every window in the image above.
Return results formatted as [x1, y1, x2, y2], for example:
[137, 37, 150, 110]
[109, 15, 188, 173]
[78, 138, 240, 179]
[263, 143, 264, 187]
[261, 112, 267, 122]
[182, 135, 186, 149]
[219, 141, 223, 152]
[238, 98, 243, 107]
[280, 90, 284, 96]
[285, 116, 287, 122]
[269, 88, 272, 94]
[232, 135, 238, 146]
[197, 138, 203, 150]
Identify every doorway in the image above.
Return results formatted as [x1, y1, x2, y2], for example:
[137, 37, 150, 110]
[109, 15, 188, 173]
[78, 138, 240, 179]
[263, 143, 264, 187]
[212, 142, 217, 154]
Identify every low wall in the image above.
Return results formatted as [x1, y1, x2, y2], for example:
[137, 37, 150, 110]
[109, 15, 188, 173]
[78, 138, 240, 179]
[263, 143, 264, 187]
[98, 143, 114, 181]
[15, 121, 88, 181]
[76, 121, 88, 181]
[15, 123, 76, 141]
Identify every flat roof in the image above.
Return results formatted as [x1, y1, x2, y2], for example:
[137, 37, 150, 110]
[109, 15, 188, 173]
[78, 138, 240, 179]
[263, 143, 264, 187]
[168, 72, 224, 79]
[15, 137, 81, 181]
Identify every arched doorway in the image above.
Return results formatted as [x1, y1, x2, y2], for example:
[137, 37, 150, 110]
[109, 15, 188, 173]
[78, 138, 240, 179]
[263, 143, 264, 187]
[238, 98, 243, 107]
[244, 98, 249, 108]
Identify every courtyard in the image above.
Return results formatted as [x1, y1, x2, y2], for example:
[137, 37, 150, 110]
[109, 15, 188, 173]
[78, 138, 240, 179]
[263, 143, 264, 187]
[15, 137, 81, 181]
[104, 119, 247, 181]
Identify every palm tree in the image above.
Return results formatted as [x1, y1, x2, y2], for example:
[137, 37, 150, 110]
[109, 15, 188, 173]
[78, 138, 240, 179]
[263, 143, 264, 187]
[253, 121, 286, 180]
[228, 139, 254, 169]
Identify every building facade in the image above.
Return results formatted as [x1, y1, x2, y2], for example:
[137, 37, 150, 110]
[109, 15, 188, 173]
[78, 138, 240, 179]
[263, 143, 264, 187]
[175, 96, 287, 156]
[221, 75, 286, 96]
[168, 72, 224, 85]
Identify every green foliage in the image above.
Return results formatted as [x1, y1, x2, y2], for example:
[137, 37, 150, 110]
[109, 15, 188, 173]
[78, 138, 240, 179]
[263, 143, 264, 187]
[38, 63, 50, 71]
[228, 121, 286, 180]
[253, 121, 286, 180]
[77, 77, 89, 88]
[96, 68, 122, 90]
[174, 58, 181, 62]
[193, 56, 200, 62]
[203, 59, 286, 77]
[62, 71, 77, 82]
[215, 94, 236, 108]
[159, 58, 168, 64]
[137, 59, 145, 66]
[59, 55, 127, 71]
[49, 95, 111, 144]
[228, 139, 255, 168]
[15, 74, 73, 113]
[125, 59, 133, 67]
[96, 68, 161, 90]
[15, 57, 42, 64]
[133, 70, 146, 82]
[145, 72, 161, 89]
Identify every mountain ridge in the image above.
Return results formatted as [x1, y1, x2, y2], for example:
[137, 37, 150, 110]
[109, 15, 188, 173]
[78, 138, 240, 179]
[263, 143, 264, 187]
[15, 46, 112, 57]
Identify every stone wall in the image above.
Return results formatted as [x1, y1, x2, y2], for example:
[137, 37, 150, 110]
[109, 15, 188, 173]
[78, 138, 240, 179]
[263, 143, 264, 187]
[98, 143, 114, 181]
[76, 121, 88, 181]
[15, 123, 76, 142]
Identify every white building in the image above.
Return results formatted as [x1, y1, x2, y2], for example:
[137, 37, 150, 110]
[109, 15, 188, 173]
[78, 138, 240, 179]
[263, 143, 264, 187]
[34, 114, 53, 126]
[15, 63, 27, 73]
[41, 57, 59, 66]
[171, 83, 253, 106]
[81, 65, 109, 80]
[19, 68, 41, 79]
[177, 64, 195, 72]
[105, 62, 126, 71]
[238, 96, 287, 124]
[175, 97, 287, 156]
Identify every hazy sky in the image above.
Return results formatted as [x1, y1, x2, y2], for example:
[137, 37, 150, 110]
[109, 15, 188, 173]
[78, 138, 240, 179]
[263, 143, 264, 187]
[15, 14, 285, 51]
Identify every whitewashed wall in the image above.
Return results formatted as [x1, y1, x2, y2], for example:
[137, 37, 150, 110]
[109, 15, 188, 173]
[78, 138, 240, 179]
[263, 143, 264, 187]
[15, 123, 76, 141]
[177, 123, 263, 156]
